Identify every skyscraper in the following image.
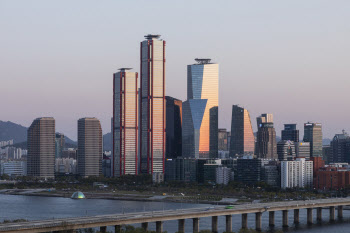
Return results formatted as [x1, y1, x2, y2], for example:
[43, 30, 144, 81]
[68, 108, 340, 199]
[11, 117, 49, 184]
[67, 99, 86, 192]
[77, 118, 102, 177]
[113, 68, 139, 177]
[281, 124, 299, 142]
[277, 140, 296, 161]
[303, 122, 323, 157]
[55, 133, 65, 159]
[329, 131, 350, 163]
[165, 96, 182, 159]
[229, 105, 255, 156]
[27, 117, 55, 178]
[140, 34, 166, 174]
[256, 122, 277, 159]
[182, 58, 219, 158]
[218, 128, 228, 151]
[256, 113, 273, 129]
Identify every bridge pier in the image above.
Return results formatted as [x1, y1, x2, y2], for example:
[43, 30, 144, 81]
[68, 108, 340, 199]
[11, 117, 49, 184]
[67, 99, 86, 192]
[294, 209, 299, 224]
[142, 222, 148, 231]
[242, 213, 248, 229]
[338, 205, 343, 219]
[269, 211, 275, 227]
[282, 210, 288, 227]
[156, 221, 163, 233]
[178, 219, 185, 233]
[100, 226, 107, 233]
[115, 225, 121, 233]
[307, 208, 313, 225]
[226, 215, 232, 233]
[212, 216, 218, 233]
[330, 206, 335, 222]
[317, 207, 322, 221]
[256, 212, 262, 231]
[193, 217, 199, 233]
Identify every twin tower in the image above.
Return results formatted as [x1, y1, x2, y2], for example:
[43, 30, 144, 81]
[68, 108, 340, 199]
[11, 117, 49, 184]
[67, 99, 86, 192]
[113, 35, 219, 177]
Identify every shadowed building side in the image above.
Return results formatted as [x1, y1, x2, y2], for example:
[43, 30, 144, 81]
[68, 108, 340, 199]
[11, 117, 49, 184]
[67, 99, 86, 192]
[229, 105, 254, 157]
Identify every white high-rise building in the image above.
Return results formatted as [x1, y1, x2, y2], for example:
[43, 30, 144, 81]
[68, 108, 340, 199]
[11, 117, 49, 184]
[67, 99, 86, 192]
[113, 68, 138, 177]
[140, 34, 166, 174]
[1, 161, 27, 176]
[216, 166, 232, 185]
[281, 158, 313, 189]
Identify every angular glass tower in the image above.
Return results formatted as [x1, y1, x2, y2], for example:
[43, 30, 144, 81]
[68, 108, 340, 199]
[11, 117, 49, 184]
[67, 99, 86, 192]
[113, 68, 138, 177]
[229, 105, 255, 156]
[140, 35, 166, 174]
[165, 96, 182, 159]
[182, 59, 219, 158]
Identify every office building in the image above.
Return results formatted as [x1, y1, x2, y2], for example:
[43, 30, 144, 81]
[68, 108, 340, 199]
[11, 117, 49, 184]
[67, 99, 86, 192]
[218, 128, 228, 151]
[55, 158, 76, 174]
[281, 124, 299, 142]
[277, 140, 296, 161]
[261, 164, 280, 187]
[77, 118, 102, 178]
[256, 113, 273, 129]
[55, 133, 65, 159]
[165, 96, 182, 159]
[303, 122, 323, 157]
[281, 158, 313, 189]
[113, 68, 138, 176]
[329, 131, 350, 164]
[256, 122, 277, 159]
[182, 59, 219, 159]
[0, 161, 27, 177]
[62, 148, 77, 159]
[236, 157, 263, 184]
[140, 34, 166, 174]
[164, 157, 197, 182]
[229, 105, 255, 156]
[216, 166, 233, 185]
[227, 132, 231, 151]
[322, 145, 331, 164]
[295, 142, 311, 159]
[27, 117, 55, 179]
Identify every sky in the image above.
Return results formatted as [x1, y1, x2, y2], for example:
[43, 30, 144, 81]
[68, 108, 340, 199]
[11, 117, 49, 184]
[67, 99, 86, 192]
[1, 0, 350, 140]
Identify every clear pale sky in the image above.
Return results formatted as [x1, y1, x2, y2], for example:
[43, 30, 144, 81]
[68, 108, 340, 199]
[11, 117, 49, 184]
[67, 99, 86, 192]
[1, 0, 350, 140]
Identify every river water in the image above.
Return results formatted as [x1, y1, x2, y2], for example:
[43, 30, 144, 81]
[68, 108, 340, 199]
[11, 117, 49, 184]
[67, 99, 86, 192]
[1, 195, 350, 233]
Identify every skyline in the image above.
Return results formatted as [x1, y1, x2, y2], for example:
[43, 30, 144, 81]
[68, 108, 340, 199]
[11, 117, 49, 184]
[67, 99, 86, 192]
[1, 1, 350, 140]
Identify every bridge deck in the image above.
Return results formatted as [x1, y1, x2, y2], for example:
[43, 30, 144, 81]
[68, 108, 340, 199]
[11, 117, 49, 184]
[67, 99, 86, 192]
[0, 198, 349, 233]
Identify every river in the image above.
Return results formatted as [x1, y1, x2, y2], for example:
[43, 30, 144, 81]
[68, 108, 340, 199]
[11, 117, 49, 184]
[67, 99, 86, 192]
[1, 195, 350, 233]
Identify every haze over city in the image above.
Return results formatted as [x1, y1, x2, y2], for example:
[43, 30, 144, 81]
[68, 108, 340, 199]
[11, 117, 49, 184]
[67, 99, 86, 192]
[1, 0, 350, 139]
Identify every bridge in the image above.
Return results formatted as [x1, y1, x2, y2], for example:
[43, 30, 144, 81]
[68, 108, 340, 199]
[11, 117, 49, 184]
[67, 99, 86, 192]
[0, 198, 350, 233]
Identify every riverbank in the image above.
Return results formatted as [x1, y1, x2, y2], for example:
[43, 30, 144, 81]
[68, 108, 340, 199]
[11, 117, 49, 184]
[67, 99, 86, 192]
[0, 189, 238, 205]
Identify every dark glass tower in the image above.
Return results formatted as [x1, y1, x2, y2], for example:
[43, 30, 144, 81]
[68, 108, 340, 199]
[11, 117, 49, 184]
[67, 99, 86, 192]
[229, 105, 255, 156]
[165, 96, 182, 159]
[281, 124, 299, 142]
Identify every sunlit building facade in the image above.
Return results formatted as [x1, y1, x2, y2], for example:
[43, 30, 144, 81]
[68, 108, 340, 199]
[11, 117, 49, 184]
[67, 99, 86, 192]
[27, 117, 55, 179]
[77, 118, 102, 178]
[140, 35, 166, 174]
[182, 59, 219, 158]
[303, 122, 323, 157]
[113, 68, 139, 177]
[229, 105, 255, 156]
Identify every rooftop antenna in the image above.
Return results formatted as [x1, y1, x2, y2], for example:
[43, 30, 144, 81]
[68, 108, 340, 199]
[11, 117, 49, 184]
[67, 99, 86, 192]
[118, 68, 133, 72]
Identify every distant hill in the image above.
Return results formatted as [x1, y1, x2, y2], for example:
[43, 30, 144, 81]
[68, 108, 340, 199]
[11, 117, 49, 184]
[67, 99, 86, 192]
[0, 121, 27, 143]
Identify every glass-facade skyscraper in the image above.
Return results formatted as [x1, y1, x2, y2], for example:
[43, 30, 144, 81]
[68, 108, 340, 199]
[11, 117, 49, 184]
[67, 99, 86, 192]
[140, 35, 166, 174]
[165, 96, 182, 159]
[281, 124, 299, 142]
[229, 105, 255, 156]
[113, 68, 138, 177]
[303, 122, 323, 157]
[182, 59, 218, 158]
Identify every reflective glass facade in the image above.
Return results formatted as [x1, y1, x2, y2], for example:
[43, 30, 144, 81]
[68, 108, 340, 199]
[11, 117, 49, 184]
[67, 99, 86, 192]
[303, 122, 323, 157]
[113, 70, 138, 177]
[183, 62, 219, 158]
[140, 36, 166, 174]
[165, 96, 182, 159]
[229, 105, 255, 156]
